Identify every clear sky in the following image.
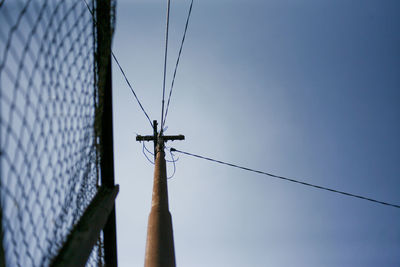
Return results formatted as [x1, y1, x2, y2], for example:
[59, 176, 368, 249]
[111, 0, 400, 266]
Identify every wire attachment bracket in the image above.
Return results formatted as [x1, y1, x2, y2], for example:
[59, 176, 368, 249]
[136, 120, 184, 160]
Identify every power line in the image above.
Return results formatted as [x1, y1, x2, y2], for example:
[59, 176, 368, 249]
[142, 141, 155, 165]
[170, 148, 400, 209]
[161, 0, 171, 132]
[82, 0, 153, 128]
[167, 147, 178, 179]
[112, 52, 153, 128]
[163, 0, 194, 127]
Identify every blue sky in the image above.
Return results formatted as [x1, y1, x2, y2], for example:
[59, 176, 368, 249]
[112, 0, 400, 266]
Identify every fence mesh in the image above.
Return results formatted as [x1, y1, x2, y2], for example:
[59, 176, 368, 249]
[0, 0, 113, 266]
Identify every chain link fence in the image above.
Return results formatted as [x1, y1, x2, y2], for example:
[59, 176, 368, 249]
[0, 0, 114, 266]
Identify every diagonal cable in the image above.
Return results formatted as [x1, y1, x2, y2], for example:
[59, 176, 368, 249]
[82, 0, 153, 128]
[171, 148, 400, 210]
[112, 52, 153, 128]
[161, 0, 171, 132]
[163, 0, 194, 127]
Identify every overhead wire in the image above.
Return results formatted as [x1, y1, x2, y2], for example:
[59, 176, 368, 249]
[163, 0, 194, 127]
[167, 147, 178, 179]
[170, 148, 400, 209]
[83, 0, 400, 210]
[161, 0, 171, 132]
[142, 142, 155, 165]
[140, 142, 177, 178]
[112, 53, 153, 128]
[142, 140, 154, 156]
[82, 0, 154, 128]
[141, 141, 179, 164]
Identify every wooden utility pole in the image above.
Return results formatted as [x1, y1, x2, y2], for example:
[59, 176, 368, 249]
[136, 120, 184, 267]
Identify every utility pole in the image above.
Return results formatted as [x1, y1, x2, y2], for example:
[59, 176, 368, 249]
[136, 120, 184, 267]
